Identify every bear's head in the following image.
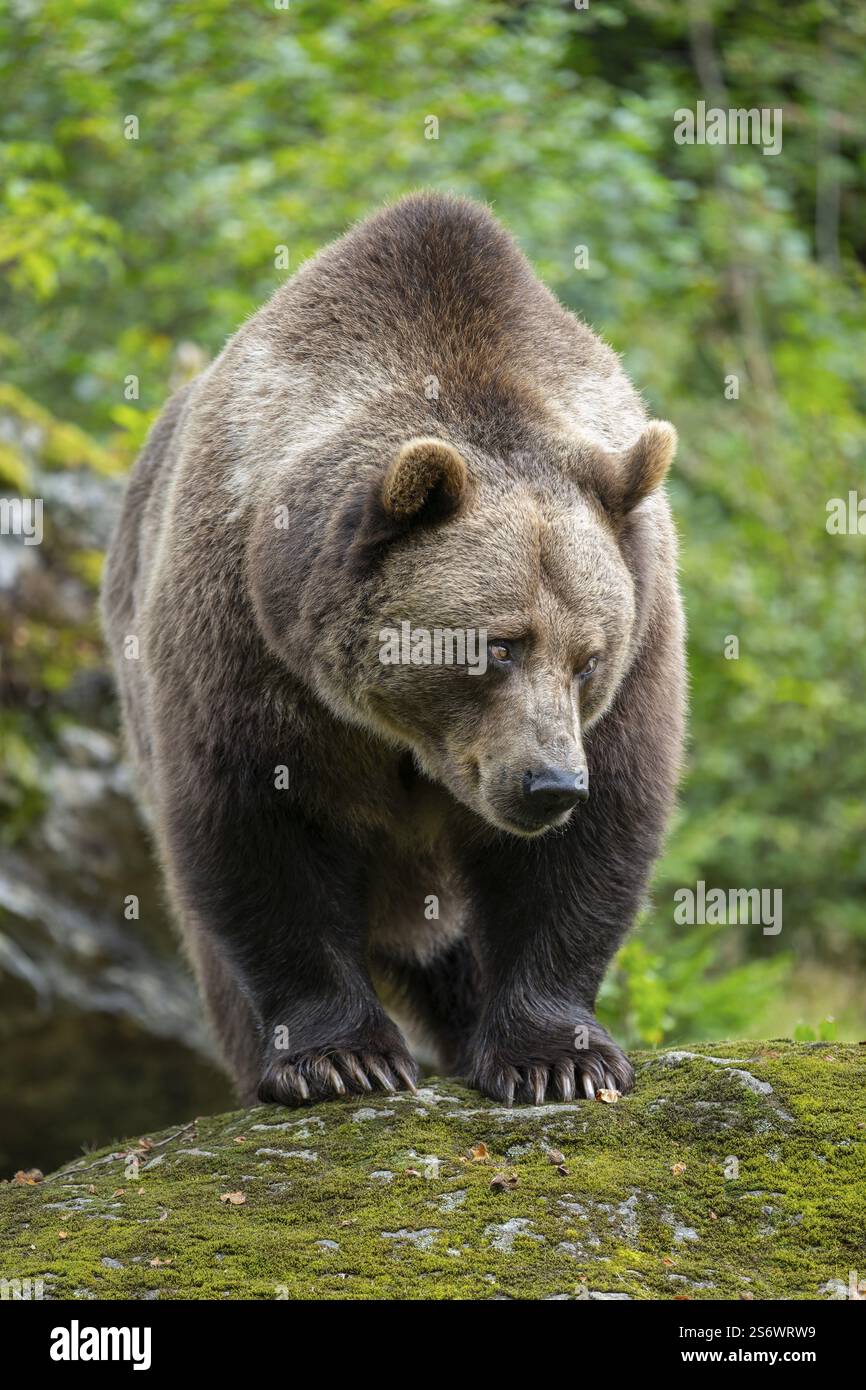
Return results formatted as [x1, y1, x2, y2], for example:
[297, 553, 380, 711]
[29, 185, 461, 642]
[334, 421, 677, 837]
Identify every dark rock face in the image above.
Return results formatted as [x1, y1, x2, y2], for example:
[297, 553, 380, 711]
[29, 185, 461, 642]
[1, 413, 232, 1175]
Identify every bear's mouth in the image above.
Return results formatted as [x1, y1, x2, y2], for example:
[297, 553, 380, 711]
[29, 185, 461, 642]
[486, 803, 577, 838]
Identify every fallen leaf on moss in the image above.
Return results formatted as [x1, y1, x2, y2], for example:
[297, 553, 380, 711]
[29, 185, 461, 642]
[470, 1143, 490, 1161]
[219, 1191, 246, 1206]
[671, 1162, 687, 1175]
[148, 1256, 173, 1267]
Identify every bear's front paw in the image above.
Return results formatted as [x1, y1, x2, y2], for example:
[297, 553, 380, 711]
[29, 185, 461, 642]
[466, 1020, 634, 1106]
[258, 1047, 419, 1106]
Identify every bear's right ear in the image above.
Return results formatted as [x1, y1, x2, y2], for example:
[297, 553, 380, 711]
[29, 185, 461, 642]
[381, 438, 468, 524]
[344, 437, 468, 576]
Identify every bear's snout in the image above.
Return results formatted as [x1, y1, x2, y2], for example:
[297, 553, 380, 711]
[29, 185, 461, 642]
[523, 764, 589, 812]
[521, 763, 588, 824]
[484, 761, 589, 835]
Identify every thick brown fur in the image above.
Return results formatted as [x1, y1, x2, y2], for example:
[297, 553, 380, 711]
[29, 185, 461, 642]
[102, 192, 686, 1107]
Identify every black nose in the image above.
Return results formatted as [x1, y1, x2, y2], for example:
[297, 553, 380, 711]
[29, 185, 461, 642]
[523, 765, 589, 817]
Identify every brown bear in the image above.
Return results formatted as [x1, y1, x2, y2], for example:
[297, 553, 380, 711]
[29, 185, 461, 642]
[102, 191, 685, 1108]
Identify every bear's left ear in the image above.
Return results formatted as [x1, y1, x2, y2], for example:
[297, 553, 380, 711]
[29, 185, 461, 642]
[593, 420, 677, 517]
[381, 437, 468, 524]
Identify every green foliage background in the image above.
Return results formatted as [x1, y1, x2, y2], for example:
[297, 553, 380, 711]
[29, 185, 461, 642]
[2, 0, 865, 1048]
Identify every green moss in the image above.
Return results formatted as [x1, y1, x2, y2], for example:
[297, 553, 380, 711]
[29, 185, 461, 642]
[1, 1042, 864, 1300]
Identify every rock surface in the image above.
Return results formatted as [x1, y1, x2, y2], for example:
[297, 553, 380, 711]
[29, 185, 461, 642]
[1, 1042, 863, 1300]
[0, 404, 232, 1174]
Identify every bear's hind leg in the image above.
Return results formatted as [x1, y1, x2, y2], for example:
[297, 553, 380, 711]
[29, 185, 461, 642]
[185, 920, 262, 1106]
[371, 938, 481, 1077]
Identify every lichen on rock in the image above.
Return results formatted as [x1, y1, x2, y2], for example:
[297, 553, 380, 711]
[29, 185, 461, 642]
[1, 1042, 863, 1300]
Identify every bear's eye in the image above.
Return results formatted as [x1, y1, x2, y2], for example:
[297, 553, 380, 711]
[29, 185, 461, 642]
[577, 655, 599, 681]
[489, 640, 513, 665]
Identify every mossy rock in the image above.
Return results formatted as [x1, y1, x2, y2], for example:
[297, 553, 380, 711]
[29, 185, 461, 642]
[2, 1041, 863, 1300]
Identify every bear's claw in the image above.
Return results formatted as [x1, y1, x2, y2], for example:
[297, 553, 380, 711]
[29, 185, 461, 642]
[467, 1037, 634, 1107]
[258, 1048, 418, 1106]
